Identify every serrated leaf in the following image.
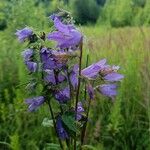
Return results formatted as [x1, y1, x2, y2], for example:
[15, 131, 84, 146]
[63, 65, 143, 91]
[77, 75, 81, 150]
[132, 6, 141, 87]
[62, 112, 79, 134]
[42, 118, 54, 127]
[44, 143, 60, 150]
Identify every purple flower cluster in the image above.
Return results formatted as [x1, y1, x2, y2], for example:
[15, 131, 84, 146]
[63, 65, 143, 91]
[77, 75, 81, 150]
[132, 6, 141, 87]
[16, 12, 124, 144]
[81, 59, 124, 99]
[47, 16, 82, 50]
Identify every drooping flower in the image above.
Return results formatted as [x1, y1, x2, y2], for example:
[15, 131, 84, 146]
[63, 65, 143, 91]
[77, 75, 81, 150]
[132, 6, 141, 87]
[25, 96, 45, 111]
[69, 64, 79, 89]
[21, 49, 33, 61]
[47, 16, 82, 49]
[56, 116, 69, 140]
[81, 59, 107, 79]
[99, 84, 117, 98]
[87, 84, 94, 100]
[15, 27, 33, 42]
[25, 61, 37, 72]
[55, 87, 70, 103]
[76, 102, 84, 120]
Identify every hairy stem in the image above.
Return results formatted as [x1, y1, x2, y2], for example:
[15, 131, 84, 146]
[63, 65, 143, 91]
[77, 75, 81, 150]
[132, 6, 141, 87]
[74, 39, 83, 150]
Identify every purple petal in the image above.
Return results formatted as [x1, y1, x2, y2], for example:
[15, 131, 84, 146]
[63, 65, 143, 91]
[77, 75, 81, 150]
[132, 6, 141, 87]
[104, 72, 124, 82]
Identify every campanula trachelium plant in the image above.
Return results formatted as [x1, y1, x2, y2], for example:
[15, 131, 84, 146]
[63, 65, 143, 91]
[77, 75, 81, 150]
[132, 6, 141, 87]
[16, 11, 124, 150]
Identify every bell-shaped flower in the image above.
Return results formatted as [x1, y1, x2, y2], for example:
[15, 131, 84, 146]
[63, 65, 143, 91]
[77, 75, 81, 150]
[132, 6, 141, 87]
[25, 61, 37, 72]
[81, 59, 107, 79]
[25, 96, 45, 111]
[44, 69, 65, 85]
[15, 27, 33, 42]
[47, 16, 82, 49]
[99, 84, 117, 98]
[21, 49, 33, 61]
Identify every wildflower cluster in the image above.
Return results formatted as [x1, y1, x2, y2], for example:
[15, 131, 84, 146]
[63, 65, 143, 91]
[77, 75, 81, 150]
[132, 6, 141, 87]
[16, 12, 124, 149]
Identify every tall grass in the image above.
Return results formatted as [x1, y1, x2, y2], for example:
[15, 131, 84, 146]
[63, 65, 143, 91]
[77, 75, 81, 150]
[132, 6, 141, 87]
[0, 1, 150, 149]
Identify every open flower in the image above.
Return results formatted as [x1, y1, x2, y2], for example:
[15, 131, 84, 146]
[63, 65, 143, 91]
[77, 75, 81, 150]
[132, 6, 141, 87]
[25, 96, 45, 111]
[99, 84, 117, 98]
[81, 59, 107, 79]
[55, 87, 70, 103]
[15, 27, 33, 42]
[56, 116, 69, 140]
[44, 69, 65, 85]
[25, 61, 37, 72]
[47, 16, 82, 49]
[21, 49, 33, 61]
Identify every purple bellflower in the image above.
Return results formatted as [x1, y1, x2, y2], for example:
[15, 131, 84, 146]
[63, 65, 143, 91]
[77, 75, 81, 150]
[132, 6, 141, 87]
[44, 69, 65, 85]
[15, 27, 33, 42]
[25, 96, 45, 112]
[21, 49, 33, 61]
[47, 16, 82, 49]
[25, 61, 37, 72]
[56, 116, 69, 140]
[40, 48, 67, 70]
[99, 84, 117, 98]
[55, 87, 70, 103]
[81, 59, 107, 79]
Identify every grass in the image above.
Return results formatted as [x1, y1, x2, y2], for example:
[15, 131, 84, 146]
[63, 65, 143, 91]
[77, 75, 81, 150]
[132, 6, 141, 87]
[0, 18, 150, 149]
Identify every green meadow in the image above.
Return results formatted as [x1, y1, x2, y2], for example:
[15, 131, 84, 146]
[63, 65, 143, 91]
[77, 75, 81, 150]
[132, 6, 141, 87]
[0, 0, 150, 150]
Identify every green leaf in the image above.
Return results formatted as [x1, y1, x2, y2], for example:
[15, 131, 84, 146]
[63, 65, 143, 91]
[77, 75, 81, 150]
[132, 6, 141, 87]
[42, 118, 54, 127]
[62, 112, 79, 134]
[44, 143, 60, 150]
[81, 145, 97, 150]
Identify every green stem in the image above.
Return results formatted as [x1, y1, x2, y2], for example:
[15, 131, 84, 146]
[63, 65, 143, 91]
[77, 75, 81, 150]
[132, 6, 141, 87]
[47, 100, 64, 150]
[74, 39, 83, 150]
[80, 99, 91, 148]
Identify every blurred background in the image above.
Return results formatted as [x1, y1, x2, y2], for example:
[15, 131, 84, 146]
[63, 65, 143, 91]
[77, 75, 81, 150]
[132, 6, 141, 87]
[0, 0, 150, 149]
